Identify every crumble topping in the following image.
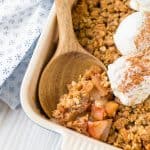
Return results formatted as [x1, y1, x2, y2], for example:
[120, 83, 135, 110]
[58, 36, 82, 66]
[108, 98, 150, 150]
[72, 0, 134, 66]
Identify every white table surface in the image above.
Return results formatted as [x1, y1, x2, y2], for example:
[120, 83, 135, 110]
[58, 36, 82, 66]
[0, 100, 62, 150]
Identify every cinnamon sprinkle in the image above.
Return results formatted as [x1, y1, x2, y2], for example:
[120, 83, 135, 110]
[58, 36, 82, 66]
[135, 13, 150, 51]
[118, 50, 150, 93]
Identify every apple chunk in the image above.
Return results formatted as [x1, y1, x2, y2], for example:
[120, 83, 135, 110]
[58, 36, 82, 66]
[105, 101, 119, 117]
[88, 119, 112, 141]
[91, 104, 106, 121]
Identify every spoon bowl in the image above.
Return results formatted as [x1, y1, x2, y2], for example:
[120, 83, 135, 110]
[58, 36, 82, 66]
[39, 51, 106, 117]
[38, 0, 106, 118]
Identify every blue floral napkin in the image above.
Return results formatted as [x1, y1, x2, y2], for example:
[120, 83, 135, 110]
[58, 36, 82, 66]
[0, 0, 54, 109]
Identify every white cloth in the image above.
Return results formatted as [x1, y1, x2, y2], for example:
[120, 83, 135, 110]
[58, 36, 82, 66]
[0, 0, 53, 108]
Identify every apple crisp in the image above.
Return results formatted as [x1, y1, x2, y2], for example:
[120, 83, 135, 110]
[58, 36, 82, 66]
[52, 0, 150, 150]
[52, 66, 119, 141]
[71, 1, 150, 149]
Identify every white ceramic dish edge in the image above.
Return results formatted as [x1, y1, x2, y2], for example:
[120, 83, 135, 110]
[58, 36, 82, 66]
[20, 4, 121, 150]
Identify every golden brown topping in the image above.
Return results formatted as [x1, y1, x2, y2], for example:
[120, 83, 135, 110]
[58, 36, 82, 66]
[108, 98, 150, 150]
[66, 115, 89, 135]
[72, 0, 133, 66]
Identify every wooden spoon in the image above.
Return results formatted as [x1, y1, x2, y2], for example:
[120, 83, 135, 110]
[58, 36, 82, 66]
[38, 0, 106, 118]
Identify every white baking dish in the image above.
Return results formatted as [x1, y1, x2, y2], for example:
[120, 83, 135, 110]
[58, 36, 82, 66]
[20, 4, 120, 150]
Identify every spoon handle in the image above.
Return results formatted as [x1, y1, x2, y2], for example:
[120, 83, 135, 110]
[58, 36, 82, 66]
[55, 0, 80, 53]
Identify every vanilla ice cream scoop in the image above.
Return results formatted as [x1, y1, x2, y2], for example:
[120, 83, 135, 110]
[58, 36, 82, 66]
[114, 12, 150, 55]
[107, 50, 150, 106]
[130, 0, 150, 12]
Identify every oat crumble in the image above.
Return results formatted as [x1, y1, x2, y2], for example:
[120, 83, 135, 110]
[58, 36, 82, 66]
[108, 98, 150, 150]
[72, 0, 134, 66]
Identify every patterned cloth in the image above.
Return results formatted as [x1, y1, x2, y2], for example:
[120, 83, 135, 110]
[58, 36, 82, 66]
[0, 0, 54, 108]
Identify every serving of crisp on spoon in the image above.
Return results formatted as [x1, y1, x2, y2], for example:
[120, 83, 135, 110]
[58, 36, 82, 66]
[38, 0, 106, 118]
